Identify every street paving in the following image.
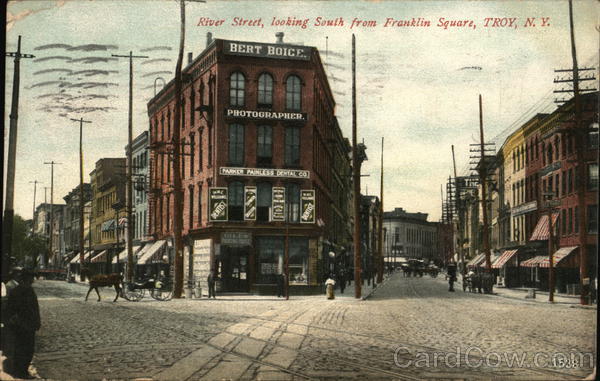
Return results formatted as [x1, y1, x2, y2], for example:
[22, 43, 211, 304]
[14, 273, 597, 380]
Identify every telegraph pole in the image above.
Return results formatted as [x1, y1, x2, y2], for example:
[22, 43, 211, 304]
[29, 180, 41, 235]
[478, 95, 492, 271]
[451, 145, 465, 278]
[70, 118, 92, 280]
[44, 161, 62, 267]
[377, 137, 384, 284]
[3, 35, 35, 279]
[544, 193, 559, 302]
[352, 34, 362, 299]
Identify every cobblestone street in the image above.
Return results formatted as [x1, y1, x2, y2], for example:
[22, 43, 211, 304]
[16, 273, 597, 380]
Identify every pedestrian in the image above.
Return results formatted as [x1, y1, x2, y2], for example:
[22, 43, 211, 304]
[338, 269, 346, 294]
[207, 270, 216, 299]
[276, 272, 285, 298]
[447, 262, 457, 292]
[3, 268, 41, 379]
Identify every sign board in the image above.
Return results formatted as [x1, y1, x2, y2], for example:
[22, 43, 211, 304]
[272, 187, 286, 221]
[221, 231, 252, 246]
[193, 239, 212, 297]
[261, 262, 277, 275]
[220, 167, 309, 179]
[224, 40, 311, 61]
[209, 188, 228, 222]
[511, 200, 537, 216]
[300, 189, 315, 223]
[244, 186, 256, 221]
[225, 108, 307, 123]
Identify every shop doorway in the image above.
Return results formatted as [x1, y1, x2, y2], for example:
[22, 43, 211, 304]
[220, 246, 249, 292]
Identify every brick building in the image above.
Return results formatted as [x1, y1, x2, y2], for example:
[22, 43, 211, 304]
[147, 33, 352, 294]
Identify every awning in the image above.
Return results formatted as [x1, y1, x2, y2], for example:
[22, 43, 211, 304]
[112, 245, 142, 263]
[69, 251, 93, 264]
[101, 220, 115, 232]
[118, 217, 127, 227]
[521, 256, 547, 267]
[137, 240, 167, 265]
[466, 253, 485, 267]
[492, 249, 519, 269]
[529, 213, 559, 241]
[479, 253, 501, 268]
[539, 246, 578, 268]
[91, 250, 108, 263]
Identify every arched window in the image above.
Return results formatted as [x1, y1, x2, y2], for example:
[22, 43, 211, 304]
[286, 75, 301, 111]
[258, 73, 273, 107]
[229, 72, 245, 106]
[228, 181, 244, 221]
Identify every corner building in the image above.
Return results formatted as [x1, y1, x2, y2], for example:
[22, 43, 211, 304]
[147, 35, 351, 295]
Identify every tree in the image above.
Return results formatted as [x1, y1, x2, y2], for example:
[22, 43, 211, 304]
[11, 214, 47, 268]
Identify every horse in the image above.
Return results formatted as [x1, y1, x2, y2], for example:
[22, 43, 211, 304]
[81, 268, 122, 302]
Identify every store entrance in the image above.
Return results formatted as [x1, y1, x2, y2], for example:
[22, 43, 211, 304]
[220, 246, 249, 292]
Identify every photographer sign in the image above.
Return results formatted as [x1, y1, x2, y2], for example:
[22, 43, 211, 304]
[300, 189, 315, 223]
[209, 188, 228, 222]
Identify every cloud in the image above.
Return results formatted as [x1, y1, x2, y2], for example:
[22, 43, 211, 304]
[29, 81, 71, 88]
[36, 92, 73, 99]
[69, 69, 119, 77]
[67, 44, 119, 51]
[33, 68, 73, 75]
[35, 43, 73, 50]
[141, 58, 172, 65]
[67, 82, 119, 89]
[142, 71, 173, 78]
[33, 56, 72, 63]
[70, 57, 118, 64]
[140, 46, 173, 52]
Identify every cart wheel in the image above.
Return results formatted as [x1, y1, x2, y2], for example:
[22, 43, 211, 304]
[122, 282, 144, 301]
[151, 279, 173, 301]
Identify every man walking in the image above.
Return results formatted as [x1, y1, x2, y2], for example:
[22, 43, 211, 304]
[207, 270, 216, 299]
[3, 268, 41, 379]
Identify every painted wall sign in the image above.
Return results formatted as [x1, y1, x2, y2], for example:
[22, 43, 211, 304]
[220, 167, 309, 179]
[209, 187, 228, 222]
[272, 187, 286, 221]
[225, 108, 307, 122]
[193, 239, 212, 297]
[300, 189, 316, 223]
[221, 231, 252, 246]
[224, 40, 311, 61]
[244, 186, 257, 220]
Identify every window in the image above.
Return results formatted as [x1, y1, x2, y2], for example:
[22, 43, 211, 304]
[568, 168, 573, 194]
[588, 163, 598, 190]
[189, 185, 194, 229]
[257, 73, 273, 107]
[286, 183, 300, 222]
[589, 124, 599, 149]
[575, 206, 579, 233]
[257, 182, 272, 222]
[190, 133, 195, 176]
[588, 205, 598, 234]
[561, 209, 567, 236]
[198, 183, 203, 227]
[229, 72, 245, 106]
[286, 75, 302, 111]
[228, 181, 244, 221]
[289, 237, 308, 284]
[285, 127, 300, 166]
[198, 131, 203, 171]
[568, 208, 573, 234]
[257, 125, 273, 166]
[190, 86, 195, 125]
[228, 124, 244, 166]
[257, 236, 283, 284]
[561, 170, 566, 196]
[181, 140, 186, 179]
[547, 143, 553, 165]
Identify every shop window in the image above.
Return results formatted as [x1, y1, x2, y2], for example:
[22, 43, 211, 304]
[588, 163, 598, 190]
[256, 236, 284, 284]
[285, 127, 300, 166]
[289, 237, 308, 284]
[588, 205, 598, 234]
[588, 124, 598, 149]
[286, 183, 300, 222]
[228, 124, 244, 166]
[257, 73, 273, 107]
[257, 182, 272, 222]
[228, 181, 244, 221]
[229, 72, 245, 107]
[286, 75, 302, 111]
[257, 125, 273, 166]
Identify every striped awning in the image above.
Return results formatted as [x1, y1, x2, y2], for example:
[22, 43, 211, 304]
[479, 253, 501, 268]
[538, 246, 578, 268]
[521, 256, 547, 267]
[137, 240, 167, 265]
[467, 253, 485, 267]
[492, 249, 519, 269]
[112, 245, 142, 263]
[69, 251, 93, 264]
[530, 213, 559, 241]
[91, 250, 108, 263]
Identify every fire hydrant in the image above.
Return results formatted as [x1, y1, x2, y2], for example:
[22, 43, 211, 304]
[325, 278, 336, 300]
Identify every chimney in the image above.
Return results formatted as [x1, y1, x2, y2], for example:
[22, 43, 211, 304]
[276, 32, 284, 44]
[188, 52, 193, 65]
[206, 32, 213, 48]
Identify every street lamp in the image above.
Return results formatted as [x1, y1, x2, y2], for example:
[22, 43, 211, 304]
[328, 251, 336, 275]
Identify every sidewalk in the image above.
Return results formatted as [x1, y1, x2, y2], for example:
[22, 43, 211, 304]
[0, 351, 40, 380]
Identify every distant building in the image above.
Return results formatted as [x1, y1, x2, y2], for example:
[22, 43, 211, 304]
[382, 207, 438, 264]
[63, 183, 92, 259]
[126, 131, 150, 244]
[360, 195, 381, 284]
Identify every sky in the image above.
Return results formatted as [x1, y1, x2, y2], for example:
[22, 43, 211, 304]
[4, 0, 599, 222]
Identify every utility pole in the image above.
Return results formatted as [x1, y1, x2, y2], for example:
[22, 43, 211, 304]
[377, 137, 384, 284]
[451, 145, 465, 278]
[478, 95, 492, 271]
[544, 193, 559, 302]
[352, 34, 362, 299]
[29, 180, 41, 235]
[44, 161, 62, 267]
[3, 35, 35, 279]
[285, 213, 290, 300]
[70, 118, 92, 281]
[112, 52, 148, 283]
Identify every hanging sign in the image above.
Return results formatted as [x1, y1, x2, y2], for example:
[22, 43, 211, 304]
[209, 188, 228, 222]
[300, 189, 315, 223]
[244, 186, 257, 221]
[272, 187, 286, 221]
[219, 167, 309, 179]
